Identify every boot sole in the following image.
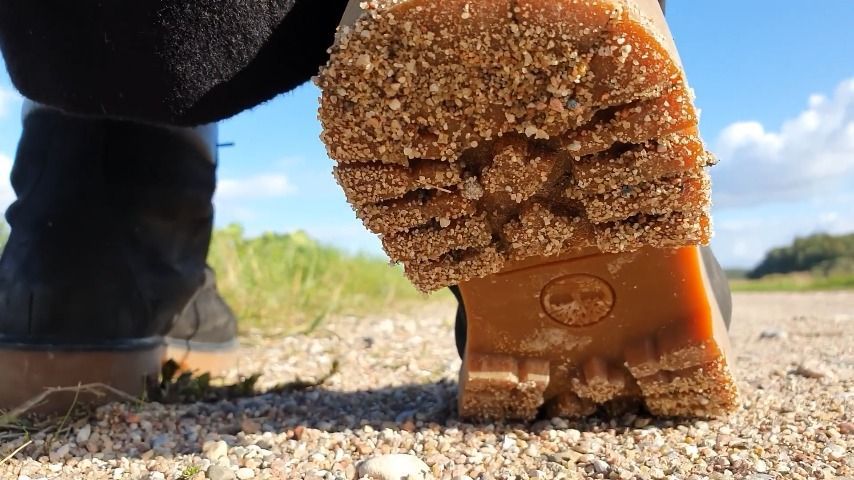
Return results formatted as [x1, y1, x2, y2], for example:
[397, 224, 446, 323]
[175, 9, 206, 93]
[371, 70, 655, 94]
[317, 0, 736, 419]
[0, 339, 163, 414]
[457, 246, 736, 420]
[163, 338, 239, 375]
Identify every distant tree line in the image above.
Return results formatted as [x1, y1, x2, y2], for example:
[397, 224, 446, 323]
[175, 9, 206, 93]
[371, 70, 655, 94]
[749, 233, 854, 279]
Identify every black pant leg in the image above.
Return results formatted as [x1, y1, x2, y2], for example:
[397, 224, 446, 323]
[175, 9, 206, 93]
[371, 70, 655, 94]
[0, 0, 348, 125]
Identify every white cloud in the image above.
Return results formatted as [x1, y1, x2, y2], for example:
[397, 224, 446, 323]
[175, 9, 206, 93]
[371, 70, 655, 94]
[711, 78, 854, 207]
[0, 153, 14, 215]
[215, 173, 296, 200]
[712, 199, 854, 268]
[708, 78, 854, 268]
[0, 86, 22, 119]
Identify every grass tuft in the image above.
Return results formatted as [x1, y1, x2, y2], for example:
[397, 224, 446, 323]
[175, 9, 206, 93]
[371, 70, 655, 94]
[207, 224, 447, 333]
[179, 465, 203, 480]
[730, 272, 854, 292]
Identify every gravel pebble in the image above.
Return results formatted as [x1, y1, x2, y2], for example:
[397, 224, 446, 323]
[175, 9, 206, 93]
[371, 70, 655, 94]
[591, 458, 610, 474]
[75, 424, 92, 444]
[794, 361, 832, 379]
[745, 475, 774, 480]
[207, 465, 235, 480]
[235, 467, 255, 479]
[358, 454, 431, 480]
[0, 293, 852, 480]
[758, 328, 787, 340]
[203, 440, 229, 461]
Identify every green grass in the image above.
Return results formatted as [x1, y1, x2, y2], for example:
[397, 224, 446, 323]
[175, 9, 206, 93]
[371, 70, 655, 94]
[179, 465, 202, 480]
[729, 272, 854, 292]
[208, 224, 448, 333]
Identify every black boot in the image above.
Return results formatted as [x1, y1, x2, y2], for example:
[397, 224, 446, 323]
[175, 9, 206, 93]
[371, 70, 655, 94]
[0, 102, 224, 411]
[165, 266, 239, 374]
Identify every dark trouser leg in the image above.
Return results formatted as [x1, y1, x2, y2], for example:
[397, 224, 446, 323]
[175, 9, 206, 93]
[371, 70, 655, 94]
[0, 104, 216, 342]
[0, 103, 217, 410]
[0, 0, 349, 125]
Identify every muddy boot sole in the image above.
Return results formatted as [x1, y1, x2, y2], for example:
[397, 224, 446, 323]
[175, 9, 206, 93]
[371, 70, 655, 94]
[0, 339, 163, 413]
[317, 0, 737, 420]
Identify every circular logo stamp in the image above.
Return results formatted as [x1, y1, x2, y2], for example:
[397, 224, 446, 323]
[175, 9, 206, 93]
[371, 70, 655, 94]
[540, 274, 615, 327]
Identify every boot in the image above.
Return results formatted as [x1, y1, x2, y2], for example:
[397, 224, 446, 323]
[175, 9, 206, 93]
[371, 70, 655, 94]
[0, 102, 224, 411]
[318, 0, 740, 420]
[165, 266, 239, 374]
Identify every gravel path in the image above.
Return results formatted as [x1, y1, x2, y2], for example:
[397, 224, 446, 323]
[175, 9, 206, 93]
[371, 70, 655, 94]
[2, 292, 852, 479]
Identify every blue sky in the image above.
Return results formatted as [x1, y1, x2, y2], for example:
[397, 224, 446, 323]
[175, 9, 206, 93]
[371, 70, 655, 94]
[0, 1, 852, 269]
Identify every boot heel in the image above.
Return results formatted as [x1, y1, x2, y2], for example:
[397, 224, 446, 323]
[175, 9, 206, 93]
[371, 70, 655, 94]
[0, 339, 164, 413]
[457, 247, 738, 420]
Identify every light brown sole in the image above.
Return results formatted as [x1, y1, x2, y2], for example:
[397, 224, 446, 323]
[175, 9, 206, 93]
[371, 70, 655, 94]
[163, 340, 239, 376]
[318, 0, 714, 292]
[317, 0, 736, 419]
[457, 245, 737, 420]
[0, 343, 164, 414]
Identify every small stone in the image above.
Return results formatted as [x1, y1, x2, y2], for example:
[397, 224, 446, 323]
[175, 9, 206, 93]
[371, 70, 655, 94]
[240, 418, 261, 434]
[825, 443, 846, 460]
[759, 329, 787, 340]
[236, 467, 255, 479]
[357, 454, 431, 480]
[591, 458, 610, 474]
[76, 424, 92, 444]
[149, 473, 166, 480]
[565, 429, 581, 442]
[684, 445, 699, 457]
[237, 467, 255, 480]
[548, 450, 581, 465]
[207, 465, 236, 480]
[793, 362, 830, 379]
[754, 459, 768, 472]
[49, 444, 70, 462]
[840, 422, 854, 435]
[344, 465, 357, 479]
[744, 475, 773, 480]
[204, 440, 229, 461]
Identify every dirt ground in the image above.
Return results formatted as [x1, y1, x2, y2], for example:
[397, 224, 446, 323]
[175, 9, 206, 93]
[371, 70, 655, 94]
[2, 292, 852, 479]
